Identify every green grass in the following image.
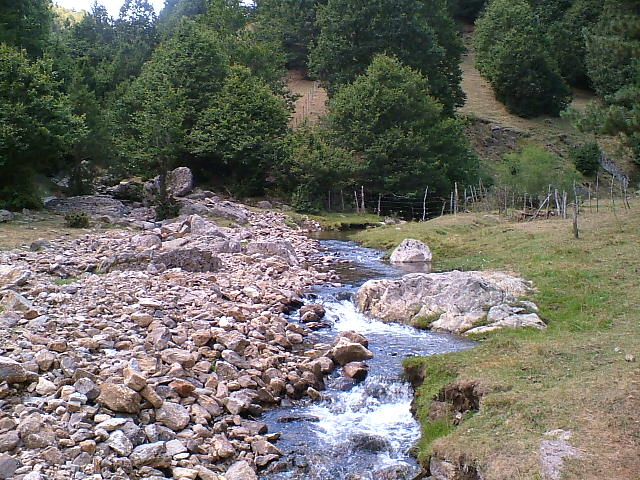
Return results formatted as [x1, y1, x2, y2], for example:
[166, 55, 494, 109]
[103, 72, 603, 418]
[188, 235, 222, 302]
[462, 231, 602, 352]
[356, 206, 640, 479]
[52, 277, 79, 286]
[290, 211, 382, 231]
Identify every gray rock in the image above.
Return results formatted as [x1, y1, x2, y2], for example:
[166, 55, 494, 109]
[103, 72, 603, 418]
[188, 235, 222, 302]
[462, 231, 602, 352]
[131, 234, 162, 250]
[0, 210, 13, 223]
[207, 199, 249, 224]
[107, 430, 134, 456]
[0, 432, 19, 453]
[45, 195, 128, 217]
[389, 238, 432, 263]
[155, 248, 221, 273]
[156, 402, 190, 431]
[167, 167, 193, 197]
[0, 454, 19, 479]
[0, 357, 27, 383]
[246, 241, 298, 266]
[130, 442, 169, 468]
[1, 290, 36, 314]
[257, 201, 272, 209]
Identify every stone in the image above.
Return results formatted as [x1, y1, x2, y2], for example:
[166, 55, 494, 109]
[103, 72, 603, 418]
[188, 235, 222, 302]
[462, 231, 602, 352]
[140, 385, 164, 408]
[224, 460, 257, 480]
[0, 356, 27, 383]
[0, 265, 30, 289]
[0, 432, 19, 453]
[34, 350, 56, 372]
[207, 199, 249, 224]
[155, 248, 221, 273]
[45, 195, 128, 217]
[97, 383, 141, 413]
[165, 439, 187, 457]
[356, 270, 540, 334]
[156, 402, 190, 431]
[74, 377, 100, 400]
[173, 467, 199, 480]
[161, 349, 195, 368]
[343, 361, 369, 381]
[131, 234, 162, 250]
[330, 338, 374, 366]
[0, 210, 13, 223]
[389, 238, 432, 263]
[108, 430, 134, 456]
[333, 330, 368, 348]
[35, 377, 57, 396]
[18, 414, 56, 449]
[167, 166, 194, 197]
[246, 241, 298, 266]
[168, 378, 195, 397]
[124, 367, 147, 391]
[1, 290, 36, 315]
[130, 442, 169, 467]
[0, 454, 19, 480]
[299, 304, 325, 323]
[188, 215, 225, 237]
[257, 201, 272, 209]
[131, 312, 154, 327]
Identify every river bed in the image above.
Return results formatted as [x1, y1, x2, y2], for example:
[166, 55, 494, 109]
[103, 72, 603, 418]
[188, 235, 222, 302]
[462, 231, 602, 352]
[260, 237, 475, 480]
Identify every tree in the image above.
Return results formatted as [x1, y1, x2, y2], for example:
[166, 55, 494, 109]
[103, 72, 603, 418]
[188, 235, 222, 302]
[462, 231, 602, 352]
[188, 66, 291, 195]
[0, 44, 83, 209]
[545, 0, 604, 88]
[253, 0, 325, 69]
[325, 55, 478, 198]
[309, 0, 465, 113]
[0, 0, 52, 57]
[567, 0, 640, 163]
[474, 0, 571, 117]
[447, 0, 487, 22]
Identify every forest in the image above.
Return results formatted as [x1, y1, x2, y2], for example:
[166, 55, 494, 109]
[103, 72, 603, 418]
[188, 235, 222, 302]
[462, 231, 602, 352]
[0, 0, 638, 215]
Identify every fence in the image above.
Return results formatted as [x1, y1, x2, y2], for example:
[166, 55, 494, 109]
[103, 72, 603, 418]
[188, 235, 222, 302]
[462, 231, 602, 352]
[320, 170, 635, 225]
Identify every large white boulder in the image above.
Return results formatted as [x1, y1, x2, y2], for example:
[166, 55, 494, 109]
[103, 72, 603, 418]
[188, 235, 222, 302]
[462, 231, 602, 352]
[390, 238, 432, 263]
[355, 270, 545, 335]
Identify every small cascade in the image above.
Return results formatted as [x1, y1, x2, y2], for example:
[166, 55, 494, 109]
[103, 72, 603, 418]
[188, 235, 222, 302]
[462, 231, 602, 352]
[260, 238, 475, 480]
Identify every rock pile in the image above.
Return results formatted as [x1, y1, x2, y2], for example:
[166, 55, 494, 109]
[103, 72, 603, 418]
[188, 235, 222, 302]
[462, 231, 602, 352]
[0, 201, 368, 480]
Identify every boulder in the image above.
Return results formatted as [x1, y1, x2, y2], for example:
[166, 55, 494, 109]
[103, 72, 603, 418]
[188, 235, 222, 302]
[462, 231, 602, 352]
[109, 180, 144, 202]
[0, 454, 19, 480]
[130, 442, 169, 468]
[155, 248, 221, 273]
[330, 338, 374, 366]
[130, 233, 162, 250]
[0, 266, 30, 290]
[257, 201, 272, 209]
[45, 195, 128, 217]
[0, 357, 28, 383]
[246, 241, 298, 266]
[97, 383, 141, 413]
[389, 238, 432, 263]
[207, 199, 249, 224]
[167, 166, 193, 197]
[343, 361, 369, 381]
[355, 270, 543, 334]
[1, 290, 36, 315]
[156, 402, 190, 431]
[225, 460, 258, 480]
[0, 210, 13, 223]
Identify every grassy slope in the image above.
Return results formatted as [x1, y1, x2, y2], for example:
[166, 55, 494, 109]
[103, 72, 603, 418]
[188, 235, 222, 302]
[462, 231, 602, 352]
[353, 206, 640, 479]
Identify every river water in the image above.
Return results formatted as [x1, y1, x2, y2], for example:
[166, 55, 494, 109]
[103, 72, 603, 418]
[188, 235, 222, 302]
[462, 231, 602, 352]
[260, 236, 476, 480]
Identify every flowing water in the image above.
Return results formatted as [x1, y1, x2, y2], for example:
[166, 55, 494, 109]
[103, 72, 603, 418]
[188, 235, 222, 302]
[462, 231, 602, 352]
[260, 236, 476, 480]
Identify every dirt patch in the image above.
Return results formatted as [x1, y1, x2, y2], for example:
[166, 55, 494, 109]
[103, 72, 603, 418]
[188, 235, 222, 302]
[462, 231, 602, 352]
[286, 69, 328, 127]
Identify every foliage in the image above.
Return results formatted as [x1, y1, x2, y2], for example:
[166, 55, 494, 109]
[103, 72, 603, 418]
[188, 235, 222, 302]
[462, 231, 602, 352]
[309, 0, 465, 113]
[0, 0, 52, 57]
[64, 211, 90, 228]
[569, 141, 600, 175]
[447, 0, 487, 22]
[495, 144, 580, 196]
[325, 55, 478, 198]
[253, 0, 325, 68]
[544, 0, 604, 88]
[280, 124, 354, 211]
[0, 44, 84, 209]
[188, 66, 291, 196]
[570, 0, 640, 162]
[474, 0, 571, 117]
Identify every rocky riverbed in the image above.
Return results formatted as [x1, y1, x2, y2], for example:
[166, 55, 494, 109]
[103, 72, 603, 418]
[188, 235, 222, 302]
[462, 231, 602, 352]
[0, 196, 371, 480]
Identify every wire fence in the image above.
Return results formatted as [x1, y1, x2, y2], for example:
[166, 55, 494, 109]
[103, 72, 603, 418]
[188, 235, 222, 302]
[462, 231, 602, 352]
[319, 170, 635, 227]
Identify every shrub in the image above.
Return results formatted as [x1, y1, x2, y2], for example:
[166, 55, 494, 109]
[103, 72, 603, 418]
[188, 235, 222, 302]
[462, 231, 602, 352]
[64, 211, 90, 228]
[570, 142, 600, 175]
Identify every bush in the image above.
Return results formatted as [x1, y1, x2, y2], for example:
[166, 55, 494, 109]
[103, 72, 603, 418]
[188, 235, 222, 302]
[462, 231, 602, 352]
[570, 142, 600, 175]
[495, 144, 580, 197]
[64, 211, 90, 228]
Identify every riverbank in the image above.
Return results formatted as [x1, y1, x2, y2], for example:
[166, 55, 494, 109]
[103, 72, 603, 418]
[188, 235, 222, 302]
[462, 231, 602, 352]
[352, 206, 640, 479]
[0, 199, 353, 480]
